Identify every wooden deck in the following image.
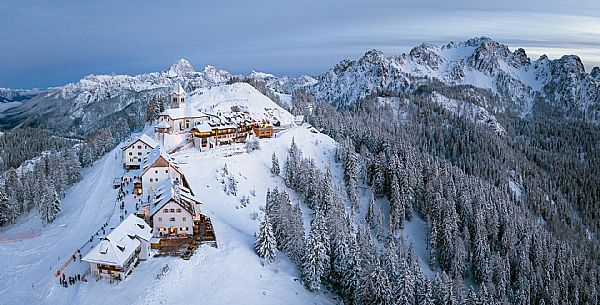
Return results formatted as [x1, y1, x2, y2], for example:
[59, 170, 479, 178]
[181, 215, 217, 260]
[156, 214, 217, 260]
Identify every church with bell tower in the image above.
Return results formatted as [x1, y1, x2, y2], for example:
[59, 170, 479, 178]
[156, 83, 209, 133]
[171, 83, 186, 108]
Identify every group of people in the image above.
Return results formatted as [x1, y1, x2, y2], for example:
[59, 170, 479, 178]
[59, 273, 84, 287]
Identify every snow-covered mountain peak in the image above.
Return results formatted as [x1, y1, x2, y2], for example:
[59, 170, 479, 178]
[167, 58, 195, 77]
[249, 71, 276, 79]
[359, 49, 386, 64]
[263, 37, 598, 123]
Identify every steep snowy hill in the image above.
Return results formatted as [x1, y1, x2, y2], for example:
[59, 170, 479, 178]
[264, 37, 600, 123]
[189, 83, 296, 126]
[0, 59, 232, 133]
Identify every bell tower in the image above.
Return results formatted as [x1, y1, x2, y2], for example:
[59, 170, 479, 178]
[171, 83, 186, 108]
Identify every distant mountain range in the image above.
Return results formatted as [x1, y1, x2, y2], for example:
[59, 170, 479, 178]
[254, 37, 599, 123]
[1, 37, 598, 134]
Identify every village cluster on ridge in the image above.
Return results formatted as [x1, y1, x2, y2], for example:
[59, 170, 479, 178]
[80, 83, 302, 282]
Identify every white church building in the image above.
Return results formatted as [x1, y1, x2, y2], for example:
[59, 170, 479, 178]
[157, 83, 209, 133]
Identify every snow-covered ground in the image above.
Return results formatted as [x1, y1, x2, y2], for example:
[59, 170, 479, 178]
[0, 87, 433, 305]
[0, 124, 339, 305]
[189, 83, 295, 126]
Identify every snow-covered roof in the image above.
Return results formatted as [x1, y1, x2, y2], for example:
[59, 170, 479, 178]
[171, 83, 186, 95]
[82, 214, 152, 267]
[122, 134, 159, 150]
[193, 121, 212, 133]
[159, 107, 208, 120]
[149, 180, 200, 217]
[155, 120, 171, 129]
[139, 147, 181, 178]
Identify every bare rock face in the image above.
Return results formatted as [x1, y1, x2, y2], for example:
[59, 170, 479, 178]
[591, 67, 600, 80]
[409, 44, 443, 70]
[467, 39, 510, 74]
[509, 48, 531, 68]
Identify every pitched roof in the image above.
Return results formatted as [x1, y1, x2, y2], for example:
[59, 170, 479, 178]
[155, 120, 171, 129]
[192, 121, 212, 133]
[172, 83, 186, 95]
[139, 147, 183, 178]
[82, 215, 152, 267]
[159, 107, 208, 120]
[122, 134, 159, 150]
[149, 180, 201, 217]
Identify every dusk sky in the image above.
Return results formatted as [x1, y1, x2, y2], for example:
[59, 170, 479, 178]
[1, 0, 599, 89]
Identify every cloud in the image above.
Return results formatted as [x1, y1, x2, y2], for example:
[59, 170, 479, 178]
[0, 0, 598, 88]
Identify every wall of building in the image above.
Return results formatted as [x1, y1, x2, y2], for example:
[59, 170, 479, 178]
[122, 140, 154, 168]
[152, 200, 194, 237]
[141, 164, 182, 201]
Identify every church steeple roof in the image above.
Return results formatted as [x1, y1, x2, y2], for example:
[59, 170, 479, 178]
[171, 83, 186, 96]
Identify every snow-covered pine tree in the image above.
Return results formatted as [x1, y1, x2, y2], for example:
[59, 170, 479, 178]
[48, 184, 61, 223]
[319, 167, 334, 215]
[284, 203, 305, 263]
[304, 160, 319, 209]
[465, 286, 479, 305]
[0, 190, 12, 226]
[344, 140, 359, 213]
[145, 96, 161, 122]
[389, 173, 404, 233]
[270, 152, 280, 176]
[428, 219, 438, 270]
[395, 258, 415, 305]
[359, 259, 393, 305]
[39, 183, 50, 224]
[366, 193, 376, 228]
[255, 216, 277, 262]
[342, 237, 362, 303]
[227, 175, 238, 196]
[303, 213, 329, 292]
[372, 151, 386, 198]
[65, 149, 82, 184]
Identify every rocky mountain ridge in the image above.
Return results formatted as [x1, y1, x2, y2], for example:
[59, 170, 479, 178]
[265, 37, 599, 123]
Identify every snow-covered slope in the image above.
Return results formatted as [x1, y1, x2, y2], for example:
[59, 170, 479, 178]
[0, 127, 339, 305]
[189, 83, 296, 126]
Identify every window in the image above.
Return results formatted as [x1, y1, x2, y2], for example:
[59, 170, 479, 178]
[170, 217, 175, 222]
[170, 209, 175, 213]
[149, 186, 154, 191]
[155, 170, 158, 174]
[181, 226, 188, 231]
[137, 152, 142, 156]
[172, 98, 177, 103]
[176, 208, 182, 213]
[156, 178, 159, 182]
[159, 227, 165, 231]
[137, 145, 141, 149]
[150, 178, 153, 182]
[158, 217, 162, 222]
[165, 170, 168, 173]
[163, 209, 168, 213]
[129, 152, 132, 156]
[181, 97, 184, 102]
[182, 217, 187, 222]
